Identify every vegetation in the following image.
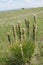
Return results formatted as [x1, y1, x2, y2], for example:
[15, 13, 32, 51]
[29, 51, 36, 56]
[0, 7, 43, 65]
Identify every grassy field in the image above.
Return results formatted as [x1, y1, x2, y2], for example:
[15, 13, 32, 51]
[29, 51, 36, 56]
[0, 7, 43, 65]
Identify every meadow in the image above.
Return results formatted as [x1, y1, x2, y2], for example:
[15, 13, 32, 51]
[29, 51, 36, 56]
[0, 7, 43, 65]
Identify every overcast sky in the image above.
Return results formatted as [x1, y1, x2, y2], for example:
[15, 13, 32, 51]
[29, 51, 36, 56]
[0, 0, 43, 11]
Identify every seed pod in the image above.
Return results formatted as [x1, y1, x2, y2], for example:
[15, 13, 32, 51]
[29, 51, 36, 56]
[7, 32, 11, 44]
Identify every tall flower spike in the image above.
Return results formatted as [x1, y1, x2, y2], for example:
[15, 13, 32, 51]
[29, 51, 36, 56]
[22, 28, 25, 40]
[7, 32, 11, 44]
[18, 21, 21, 41]
[34, 14, 37, 23]
[12, 25, 16, 40]
[33, 23, 37, 42]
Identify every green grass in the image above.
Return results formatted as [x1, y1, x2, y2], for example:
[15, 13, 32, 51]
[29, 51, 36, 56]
[0, 7, 43, 65]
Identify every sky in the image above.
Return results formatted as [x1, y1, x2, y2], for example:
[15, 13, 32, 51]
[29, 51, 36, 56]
[0, 0, 43, 11]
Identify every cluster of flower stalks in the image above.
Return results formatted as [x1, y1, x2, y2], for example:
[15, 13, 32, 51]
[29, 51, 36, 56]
[7, 14, 37, 44]
[7, 23, 25, 44]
